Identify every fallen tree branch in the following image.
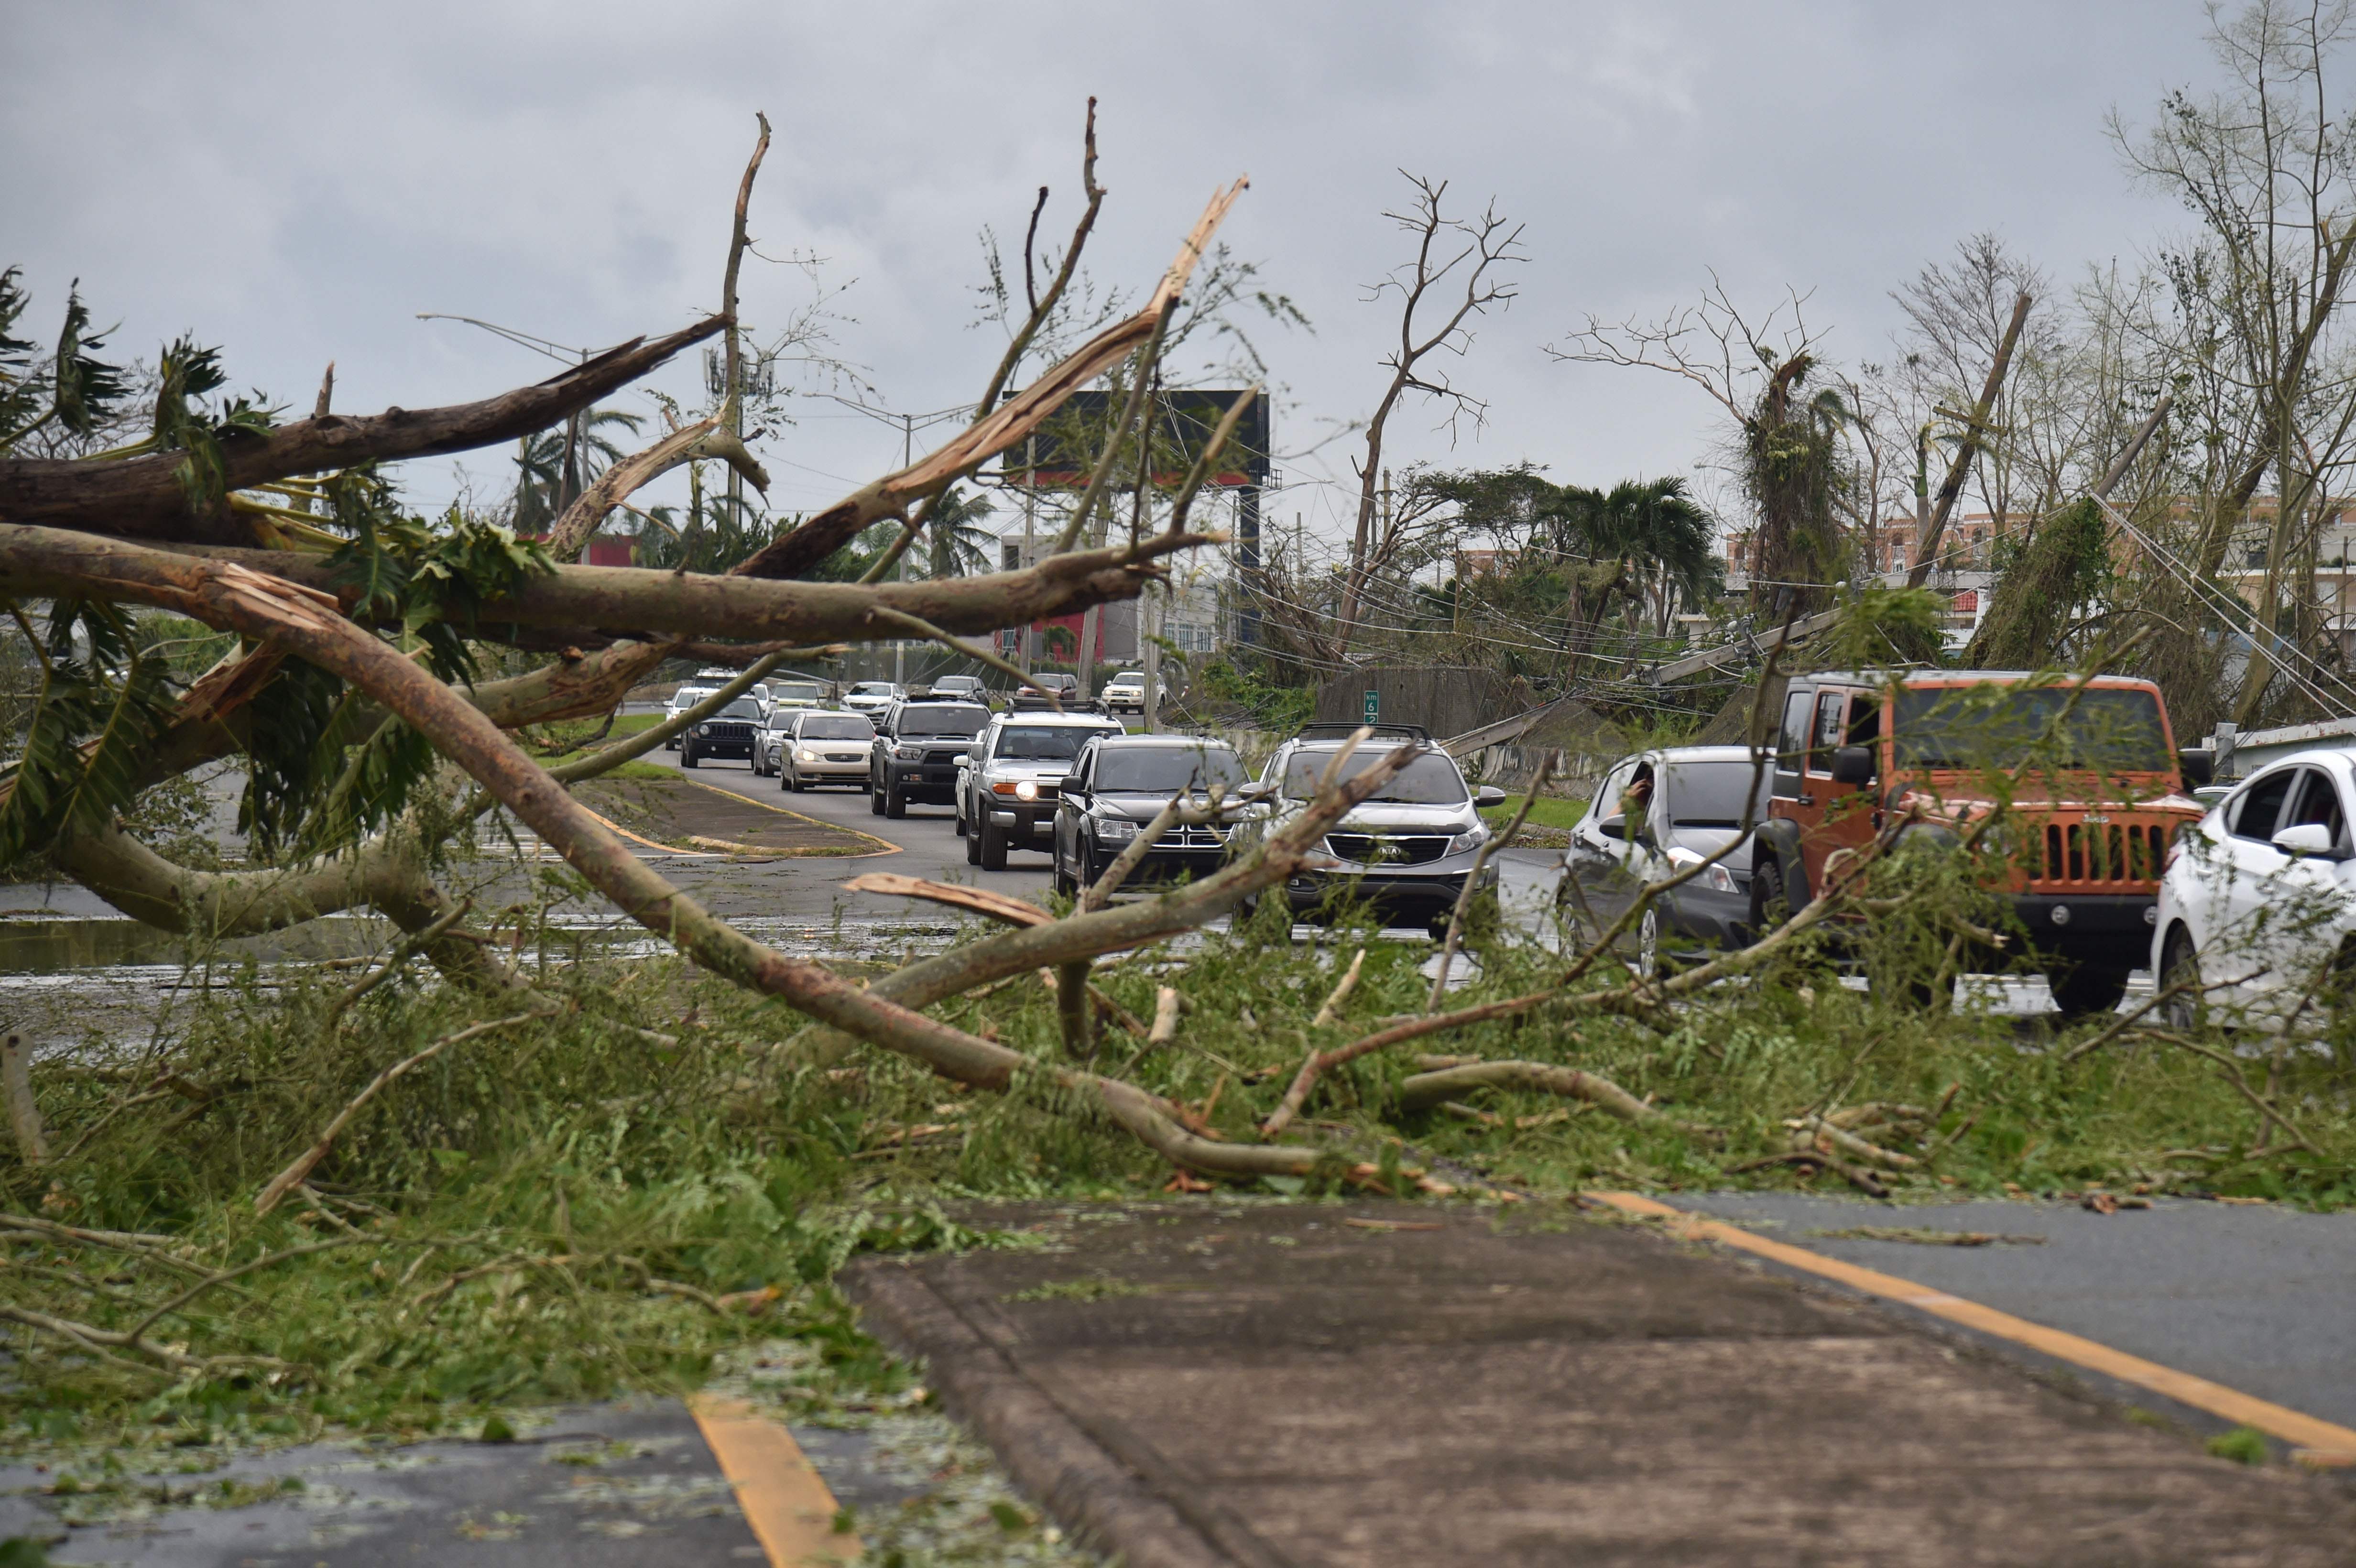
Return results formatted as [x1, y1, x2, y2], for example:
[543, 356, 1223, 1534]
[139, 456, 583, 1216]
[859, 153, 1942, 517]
[1394, 1060, 1719, 1142]
[2, 1032, 45, 1165]
[1312, 947, 1367, 1029]
[0, 317, 728, 544]
[253, 1009, 550, 1215]
[841, 872, 1050, 928]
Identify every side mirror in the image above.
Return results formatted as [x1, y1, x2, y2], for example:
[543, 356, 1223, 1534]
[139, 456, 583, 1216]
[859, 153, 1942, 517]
[2178, 748, 2215, 789]
[1060, 775, 1085, 797]
[952, 752, 971, 766]
[1473, 784, 1509, 809]
[2272, 822, 2343, 859]
[1236, 780, 1277, 803]
[1830, 746, 1876, 787]
[1597, 813, 1627, 840]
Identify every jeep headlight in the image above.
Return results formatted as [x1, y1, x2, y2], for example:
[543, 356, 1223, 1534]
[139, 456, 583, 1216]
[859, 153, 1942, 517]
[1014, 778, 1039, 801]
[895, 744, 924, 761]
[1446, 823, 1490, 854]
[1094, 816, 1138, 843]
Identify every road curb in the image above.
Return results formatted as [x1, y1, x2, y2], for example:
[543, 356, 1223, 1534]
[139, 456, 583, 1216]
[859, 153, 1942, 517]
[841, 1261, 1238, 1568]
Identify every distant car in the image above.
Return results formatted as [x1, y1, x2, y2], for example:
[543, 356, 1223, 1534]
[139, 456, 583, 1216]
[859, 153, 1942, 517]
[1101, 670, 1147, 716]
[957, 710, 1128, 869]
[768, 709, 875, 792]
[2154, 748, 2356, 1031]
[1050, 733, 1249, 896]
[868, 698, 991, 818]
[1557, 745, 1771, 976]
[679, 697, 764, 769]
[662, 684, 715, 751]
[843, 681, 903, 717]
[929, 675, 989, 705]
[766, 677, 829, 715]
[1229, 727, 1505, 936]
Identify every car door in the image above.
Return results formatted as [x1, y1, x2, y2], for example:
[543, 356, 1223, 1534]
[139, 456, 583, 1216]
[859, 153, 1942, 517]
[2241, 765, 2356, 1011]
[1058, 740, 1100, 868]
[2202, 763, 2302, 1013]
[1564, 757, 1644, 938]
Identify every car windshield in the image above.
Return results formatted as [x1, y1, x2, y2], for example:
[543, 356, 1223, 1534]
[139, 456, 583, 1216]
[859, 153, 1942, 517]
[1280, 748, 1467, 804]
[1894, 685, 2171, 773]
[895, 704, 988, 737]
[774, 683, 822, 701]
[995, 725, 1106, 761]
[851, 684, 894, 696]
[1109, 672, 1143, 685]
[672, 688, 710, 708]
[1097, 746, 1246, 792]
[715, 699, 761, 720]
[798, 715, 872, 740]
[1664, 760, 1773, 828]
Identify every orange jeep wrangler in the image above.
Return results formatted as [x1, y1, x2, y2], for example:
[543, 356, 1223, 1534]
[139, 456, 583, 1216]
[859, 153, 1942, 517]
[1747, 669, 2211, 1015]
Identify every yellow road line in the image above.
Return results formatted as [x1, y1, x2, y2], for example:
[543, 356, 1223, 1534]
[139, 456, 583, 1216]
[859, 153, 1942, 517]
[1592, 1190, 2356, 1459]
[689, 1393, 861, 1566]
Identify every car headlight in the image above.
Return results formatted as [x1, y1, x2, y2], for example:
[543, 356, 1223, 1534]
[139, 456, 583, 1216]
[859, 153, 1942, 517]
[1014, 779, 1038, 801]
[1447, 823, 1490, 854]
[1702, 863, 1738, 894]
[895, 744, 924, 761]
[796, 748, 820, 762]
[1094, 816, 1138, 843]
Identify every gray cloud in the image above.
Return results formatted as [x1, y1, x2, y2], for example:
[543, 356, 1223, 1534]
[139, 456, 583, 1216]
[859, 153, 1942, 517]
[3, 0, 2218, 539]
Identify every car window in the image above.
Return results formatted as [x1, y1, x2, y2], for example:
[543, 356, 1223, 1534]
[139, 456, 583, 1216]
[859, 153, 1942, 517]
[1096, 745, 1246, 793]
[894, 704, 987, 737]
[2285, 768, 2347, 844]
[1775, 691, 1812, 792]
[1280, 748, 1468, 804]
[1808, 692, 1846, 773]
[2229, 768, 2300, 842]
[1592, 759, 1638, 824]
[1663, 759, 1773, 829]
[995, 725, 1092, 761]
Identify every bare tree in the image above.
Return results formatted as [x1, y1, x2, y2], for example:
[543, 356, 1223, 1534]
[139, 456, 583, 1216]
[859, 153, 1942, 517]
[1336, 174, 1524, 656]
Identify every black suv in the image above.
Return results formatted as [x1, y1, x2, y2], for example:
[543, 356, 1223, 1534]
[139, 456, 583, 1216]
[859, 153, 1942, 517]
[869, 699, 990, 818]
[680, 697, 764, 768]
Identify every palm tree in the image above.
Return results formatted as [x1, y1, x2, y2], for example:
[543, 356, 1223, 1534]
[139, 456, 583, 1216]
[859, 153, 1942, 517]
[923, 483, 997, 578]
[511, 405, 645, 535]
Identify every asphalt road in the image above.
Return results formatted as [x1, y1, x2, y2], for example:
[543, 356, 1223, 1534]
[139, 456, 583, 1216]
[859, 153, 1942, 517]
[643, 743, 1567, 935]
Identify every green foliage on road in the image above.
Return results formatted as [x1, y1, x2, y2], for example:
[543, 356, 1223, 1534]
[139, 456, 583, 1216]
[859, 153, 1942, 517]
[10, 857, 2356, 1464]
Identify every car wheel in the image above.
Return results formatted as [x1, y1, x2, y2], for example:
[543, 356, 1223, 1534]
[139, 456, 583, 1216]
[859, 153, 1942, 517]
[1750, 858, 1790, 934]
[966, 818, 982, 865]
[2049, 962, 2131, 1019]
[2160, 925, 2203, 1031]
[1636, 905, 1662, 979]
[784, 766, 801, 793]
[870, 775, 885, 815]
[980, 815, 1009, 871]
[1051, 841, 1075, 898]
[681, 743, 699, 769]
[954, 804, 967, 838]
[884, 780, 907, 819]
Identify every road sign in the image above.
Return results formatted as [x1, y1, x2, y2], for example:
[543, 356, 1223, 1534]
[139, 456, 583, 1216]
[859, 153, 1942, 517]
[1363, 689, 1380, 724]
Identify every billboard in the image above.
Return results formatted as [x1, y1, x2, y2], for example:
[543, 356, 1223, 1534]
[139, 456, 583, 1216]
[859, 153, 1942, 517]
[1000, 389, 1268, 487]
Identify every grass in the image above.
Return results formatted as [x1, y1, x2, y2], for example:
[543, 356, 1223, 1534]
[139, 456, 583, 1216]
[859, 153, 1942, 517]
[1481, 794, 1588, 831]
[533, 711, 683, 780]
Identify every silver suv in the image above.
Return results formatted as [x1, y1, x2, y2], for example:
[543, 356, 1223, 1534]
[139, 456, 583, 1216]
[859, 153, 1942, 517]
[1233, 725, 1505, 934]
[956, 710, 1125, 870]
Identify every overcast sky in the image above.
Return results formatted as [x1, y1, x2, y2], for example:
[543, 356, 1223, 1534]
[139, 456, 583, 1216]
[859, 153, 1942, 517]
[5, 1, 2227, 549]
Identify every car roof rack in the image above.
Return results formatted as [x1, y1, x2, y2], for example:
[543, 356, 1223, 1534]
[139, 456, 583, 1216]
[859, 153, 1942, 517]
[1292, 722, 1432, 743]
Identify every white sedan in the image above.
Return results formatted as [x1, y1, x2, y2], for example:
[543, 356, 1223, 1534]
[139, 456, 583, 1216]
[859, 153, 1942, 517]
[2153, 747, 2356, 1029]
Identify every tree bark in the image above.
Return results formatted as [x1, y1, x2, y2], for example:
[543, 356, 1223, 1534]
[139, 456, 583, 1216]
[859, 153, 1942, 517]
[0, 318, 728, 544]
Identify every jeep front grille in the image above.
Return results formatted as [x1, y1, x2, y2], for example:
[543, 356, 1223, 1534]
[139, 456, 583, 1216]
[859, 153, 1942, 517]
[2041, 821, 2168, 885]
